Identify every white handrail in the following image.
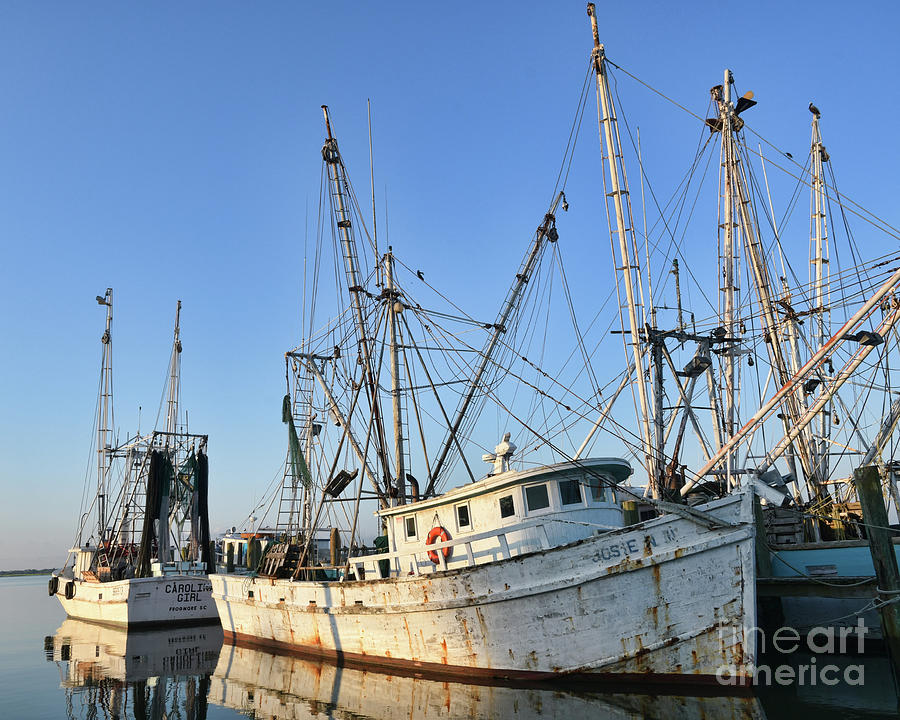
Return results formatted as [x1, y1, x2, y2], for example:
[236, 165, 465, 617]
[346, 518, 554, 579]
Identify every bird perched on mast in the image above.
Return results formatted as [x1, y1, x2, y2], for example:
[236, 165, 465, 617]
[809, 102, 821, 118]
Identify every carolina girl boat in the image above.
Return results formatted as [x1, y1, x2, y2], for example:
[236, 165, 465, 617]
[50, 292, 217, 627]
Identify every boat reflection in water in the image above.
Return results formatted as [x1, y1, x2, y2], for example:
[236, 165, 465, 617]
[209, 641, 766, 720]
[44, 618, 222, 719]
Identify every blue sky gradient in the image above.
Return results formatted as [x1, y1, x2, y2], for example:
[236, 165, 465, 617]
[1, 1, 898, 568]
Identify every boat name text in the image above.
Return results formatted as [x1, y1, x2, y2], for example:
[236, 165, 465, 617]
[165, 581, 212, 603]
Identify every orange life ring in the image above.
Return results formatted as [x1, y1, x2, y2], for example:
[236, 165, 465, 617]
[425, 526, 451, 564]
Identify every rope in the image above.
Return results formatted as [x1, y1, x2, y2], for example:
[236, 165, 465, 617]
[816, 599, 879, 626]
[605, 58, 705, 123]
[545, 517, 621, 531]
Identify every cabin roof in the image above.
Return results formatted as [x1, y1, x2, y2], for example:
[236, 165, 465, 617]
[379, 457, 632, 518]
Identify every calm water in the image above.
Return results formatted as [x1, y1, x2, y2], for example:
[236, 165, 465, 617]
[2, 575, 897, 719]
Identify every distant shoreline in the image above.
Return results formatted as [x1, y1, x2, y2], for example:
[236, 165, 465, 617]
[0, 569, 54, 577]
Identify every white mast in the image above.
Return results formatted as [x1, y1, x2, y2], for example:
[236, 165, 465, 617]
[321, 105, 391, 492]
[714, 73, 816, 495]
[718, 72, 739, 490]
[165, 300, 182, 438]
[385, 250, 406, 503]
[156, 300, 182, 564]
[588, 4, 657, 496]
[809, 105, 832, 488]
[96, 288, 113, 544]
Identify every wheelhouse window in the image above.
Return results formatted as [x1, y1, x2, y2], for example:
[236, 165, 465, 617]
[559, 478, 582, 505]
[405, 516, 417, 539]
[525, 484, 550, 512]
[499, 495, 515, 518]
[586, 472, 613, 502]
[456, 503, 471, 529]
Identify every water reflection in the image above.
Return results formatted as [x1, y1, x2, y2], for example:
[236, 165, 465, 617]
[27, 576, 893, 720]
[209, 642, 767, 719]
[44, 619, 223, 719]
[757, 651, 899, 719]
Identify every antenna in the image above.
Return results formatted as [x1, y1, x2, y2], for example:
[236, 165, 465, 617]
[384, 184, 389, 249]
[368, 99, 381, 287]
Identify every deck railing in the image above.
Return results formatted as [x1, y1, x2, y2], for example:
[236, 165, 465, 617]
[345, 518, 554, 579]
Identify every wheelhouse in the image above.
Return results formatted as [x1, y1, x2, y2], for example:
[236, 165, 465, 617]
[379, 457, 632, 574]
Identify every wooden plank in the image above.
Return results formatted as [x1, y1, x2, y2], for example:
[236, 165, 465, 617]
[854, 465, 900, 685]
[757, 576, 876, 600]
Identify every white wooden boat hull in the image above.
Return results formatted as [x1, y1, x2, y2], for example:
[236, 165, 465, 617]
[55, 575, 218, 628]
[211, 491, 757, 685]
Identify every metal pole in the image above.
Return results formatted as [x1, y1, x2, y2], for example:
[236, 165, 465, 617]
[385, 251, 406, 503]
[720, 71, 738, 491]
[660, 346, 712, 462]
[811, 112, 832, 491]
[574, 361, 634, 460]
[731, 137, 817, 493]
[321, 105, 391, 485]
[97, 288, 113, 544]
[165, 300, 182, 438]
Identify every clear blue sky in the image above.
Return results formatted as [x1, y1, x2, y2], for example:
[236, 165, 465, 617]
[1, 1, 898, 569]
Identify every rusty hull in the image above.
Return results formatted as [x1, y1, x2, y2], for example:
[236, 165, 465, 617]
[210, 490, 757, 687]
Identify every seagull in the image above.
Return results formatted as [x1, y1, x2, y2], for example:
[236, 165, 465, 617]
[809, 102, 821, 118]
[785, 152, 793, 159]
[416, 270, 425, 281]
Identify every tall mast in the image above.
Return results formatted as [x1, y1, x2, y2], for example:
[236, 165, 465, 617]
[713, 73, 818, 495]
[165, 300, 182, 438]
[587, 4, 657, 497]
[810, 105, 832, 488]
[321, 105, 391, 492]
[718, 71, 739, 490]
[385, 250, 406, 502]
[96, 288, 113, 544]
[779, 275, 808, 502]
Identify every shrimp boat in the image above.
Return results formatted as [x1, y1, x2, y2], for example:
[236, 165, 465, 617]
[212, 463, 756, 683]
[208, 6, 777, 685]
[50, 292, 217, 627]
